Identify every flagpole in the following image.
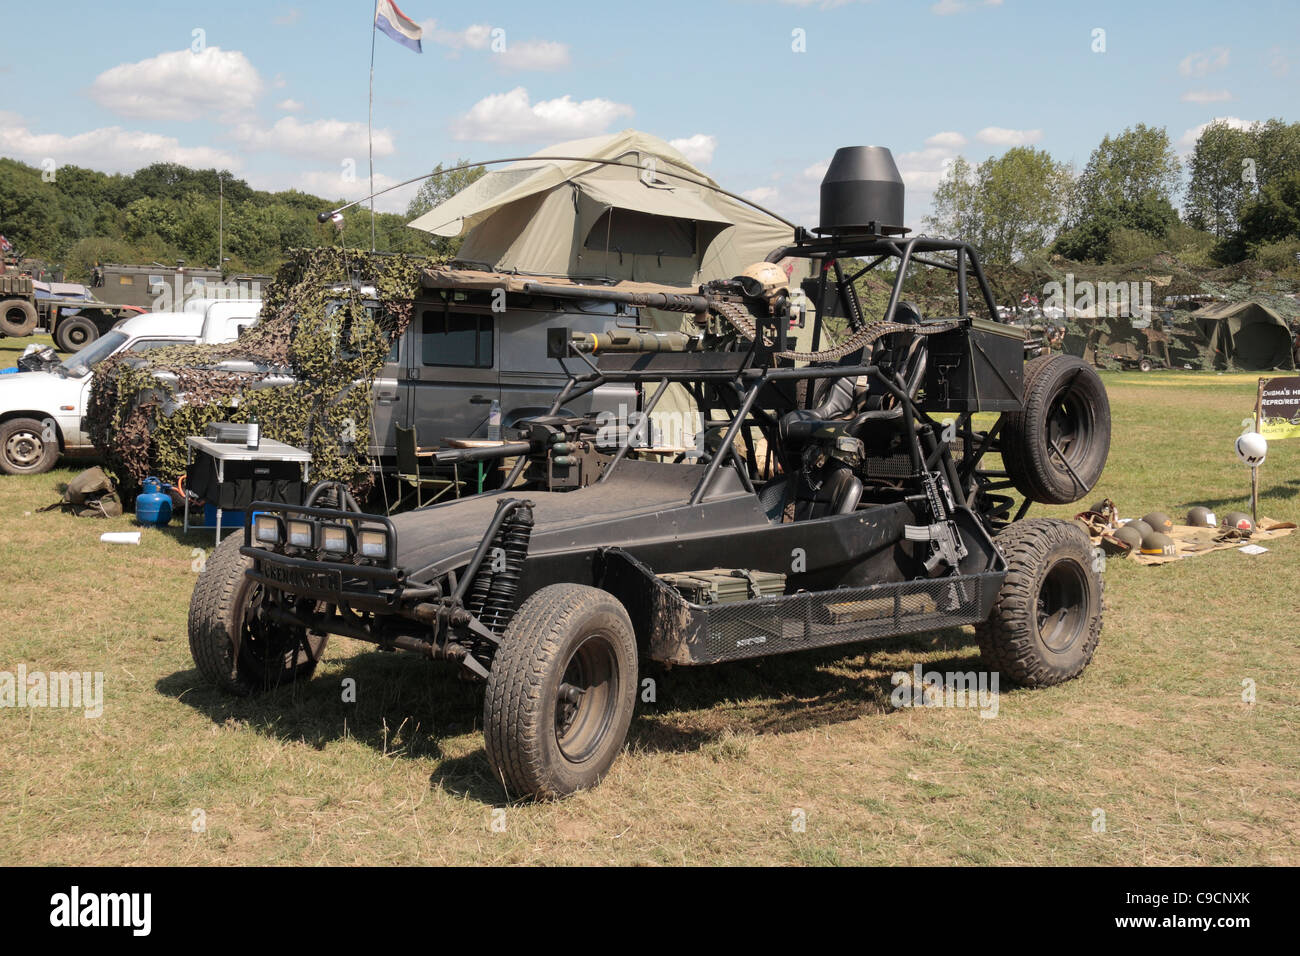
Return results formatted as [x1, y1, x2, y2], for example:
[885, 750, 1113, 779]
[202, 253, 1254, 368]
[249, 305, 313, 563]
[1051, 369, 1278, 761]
[368, 0, 378, 252]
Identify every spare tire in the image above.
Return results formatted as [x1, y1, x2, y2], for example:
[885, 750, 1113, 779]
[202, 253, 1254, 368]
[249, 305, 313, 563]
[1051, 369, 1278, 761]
[1002, 354, 1110, 505]
[0, 298, 39, 337]
[55, 315, 98, 353]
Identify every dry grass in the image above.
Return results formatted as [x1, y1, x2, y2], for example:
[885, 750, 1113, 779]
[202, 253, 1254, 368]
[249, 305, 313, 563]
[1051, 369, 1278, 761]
[0, 367, 1297, 865]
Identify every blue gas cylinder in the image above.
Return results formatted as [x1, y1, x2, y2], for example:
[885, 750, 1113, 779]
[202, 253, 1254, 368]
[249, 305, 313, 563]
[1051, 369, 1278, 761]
[136, 477, 173, 526]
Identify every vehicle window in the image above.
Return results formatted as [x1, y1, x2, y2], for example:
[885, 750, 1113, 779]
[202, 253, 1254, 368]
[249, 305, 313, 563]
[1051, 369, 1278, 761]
[59, 330, 129, 375]
[125, 338, 190, 353]
[421, 310, 493, 368]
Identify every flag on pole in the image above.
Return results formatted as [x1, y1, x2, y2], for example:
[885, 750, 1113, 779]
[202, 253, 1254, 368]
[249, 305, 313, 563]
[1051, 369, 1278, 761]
[375, 0, 423, 53]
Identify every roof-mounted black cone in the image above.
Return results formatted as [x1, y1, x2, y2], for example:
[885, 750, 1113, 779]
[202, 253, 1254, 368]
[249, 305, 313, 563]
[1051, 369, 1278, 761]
[815, 146, 907, 236]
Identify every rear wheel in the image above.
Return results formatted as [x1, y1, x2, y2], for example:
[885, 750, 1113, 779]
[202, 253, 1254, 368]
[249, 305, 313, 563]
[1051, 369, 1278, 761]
[1002, 354, 1110, 505]
[0, 416, 58, 474]
[484, 584, 638, 799]
[55, 316, 98, 353]
[188, 533, 328, 695]
[975, 518, 1102, 687]
[0, 298, 38, 337]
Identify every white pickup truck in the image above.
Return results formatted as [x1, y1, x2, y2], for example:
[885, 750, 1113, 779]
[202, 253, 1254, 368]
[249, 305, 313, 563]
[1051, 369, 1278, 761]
[0, 298, 261, 474]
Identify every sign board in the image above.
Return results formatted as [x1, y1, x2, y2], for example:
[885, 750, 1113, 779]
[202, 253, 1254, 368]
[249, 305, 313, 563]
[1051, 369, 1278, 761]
[1258, 376, 1300, 440]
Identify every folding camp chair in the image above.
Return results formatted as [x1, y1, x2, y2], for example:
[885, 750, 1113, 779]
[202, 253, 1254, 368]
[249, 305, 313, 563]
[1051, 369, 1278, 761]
[391, 426, 460, 512]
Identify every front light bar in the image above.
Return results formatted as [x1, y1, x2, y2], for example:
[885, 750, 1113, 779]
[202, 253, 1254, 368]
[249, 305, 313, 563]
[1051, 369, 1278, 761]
[244, 501, 397, 568]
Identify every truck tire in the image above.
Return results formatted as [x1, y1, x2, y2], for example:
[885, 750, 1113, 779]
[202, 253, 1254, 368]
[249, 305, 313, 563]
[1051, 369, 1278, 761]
[188, 532, 328, 696]
[0, 416, 59, 474]
[975, 518, 1102, 688]
[55, 316, 98, 353]
[484, 583, 638, 799]
[0, 298, 38, 337]
[1001, 354, 1110, 505]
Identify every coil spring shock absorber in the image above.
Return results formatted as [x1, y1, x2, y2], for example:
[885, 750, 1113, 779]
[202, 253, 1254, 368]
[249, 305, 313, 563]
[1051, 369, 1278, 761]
[467, 502, 535, 634]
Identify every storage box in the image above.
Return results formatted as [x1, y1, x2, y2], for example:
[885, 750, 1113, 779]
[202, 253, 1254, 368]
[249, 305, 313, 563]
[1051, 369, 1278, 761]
[923, 318, 1025, 413]
[205, 421, 254, 444]
[185, 456, 303, 510]
[658, 568, 787, 605]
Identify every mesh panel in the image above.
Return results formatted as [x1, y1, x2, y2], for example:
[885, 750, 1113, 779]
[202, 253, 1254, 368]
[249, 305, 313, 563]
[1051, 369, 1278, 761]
[682, 574, 986, 663]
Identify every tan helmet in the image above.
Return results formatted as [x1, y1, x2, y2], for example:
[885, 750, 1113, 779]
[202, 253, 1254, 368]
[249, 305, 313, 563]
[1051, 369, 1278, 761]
[737, 261, 790, 301]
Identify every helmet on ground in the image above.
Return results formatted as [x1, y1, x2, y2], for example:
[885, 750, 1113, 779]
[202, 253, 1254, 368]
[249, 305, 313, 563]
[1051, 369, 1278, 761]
[1186, 506, 1216, 528]
[1125, 519, 1153, 538]
[1140, 531, 1177, 556]
[1143, 511, 1173, 534]
[1221, 512, 1254, 533]
[1110, 524, 1144, 552]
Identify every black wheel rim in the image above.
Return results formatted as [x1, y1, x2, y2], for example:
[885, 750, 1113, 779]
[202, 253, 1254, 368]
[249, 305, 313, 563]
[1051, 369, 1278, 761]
[68, 325, 91, 347]
[238, 582, 312, 675]
[1046, 379, 1093, 472]
[554, 633, 620, 764]
[1036, 558, 1089, 653]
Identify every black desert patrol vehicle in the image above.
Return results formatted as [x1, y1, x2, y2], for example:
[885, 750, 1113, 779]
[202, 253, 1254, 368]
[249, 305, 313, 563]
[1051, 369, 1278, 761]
[188, 147, 1113, 798]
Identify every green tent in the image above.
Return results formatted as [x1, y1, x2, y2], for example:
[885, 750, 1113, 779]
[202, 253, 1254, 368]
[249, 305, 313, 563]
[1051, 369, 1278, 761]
[1194, 300, 1296, 371]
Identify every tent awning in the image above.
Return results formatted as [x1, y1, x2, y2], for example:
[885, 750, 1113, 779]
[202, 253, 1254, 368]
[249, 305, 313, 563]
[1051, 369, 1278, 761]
[575, 179, 733, 226]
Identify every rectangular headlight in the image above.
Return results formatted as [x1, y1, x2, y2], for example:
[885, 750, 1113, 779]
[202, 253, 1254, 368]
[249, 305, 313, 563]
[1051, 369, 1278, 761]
[357, 529, 387, 560]
[286, 519, 315, 549]
[321, 524, 350, 554]
[253, 514, 281, 545]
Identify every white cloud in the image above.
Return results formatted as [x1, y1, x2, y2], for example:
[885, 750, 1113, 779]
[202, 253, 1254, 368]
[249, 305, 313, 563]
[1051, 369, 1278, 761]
[802, 160, 830, 181]
[230, 116, 395, 160]
[419, 20, 570, 71]
[1178, 47, 1230, 78]
[276, 98, 304, 112]
[668, 134, 716, 166]
[1177, 115, 1254, 150]
[0, 113, 240, 173]
[450, 87, 633, 142]
[933, 0, 1003, 14]
[741, 186, 779, 204]
[976, 126, 1043, 146]
[89, 47, 262, 121]
[1267, 47, 1289, 78]
[1180, 90, 1231, 104]
[273, 8, 302, 26]
[926, 131, 967, 148]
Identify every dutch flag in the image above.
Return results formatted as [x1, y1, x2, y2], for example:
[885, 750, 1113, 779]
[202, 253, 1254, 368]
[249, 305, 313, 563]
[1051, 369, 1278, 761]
[375, 0, 423, 53]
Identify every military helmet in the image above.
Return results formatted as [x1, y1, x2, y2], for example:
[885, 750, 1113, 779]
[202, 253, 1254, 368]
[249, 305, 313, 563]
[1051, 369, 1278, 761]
[1143, 511, 1174, 534]
[736, 261, 790, 301]
[1221, 512, 1254, 533]
[1125, 519, 1153, 538]
[1140, 531, 1178, 556]
[1186, 506, 1216, 528]
[1110, 524, 1144, 552]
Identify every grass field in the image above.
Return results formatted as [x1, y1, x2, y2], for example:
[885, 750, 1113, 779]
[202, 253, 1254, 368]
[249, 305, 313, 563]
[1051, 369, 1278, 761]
[0, 358, 1297, 865]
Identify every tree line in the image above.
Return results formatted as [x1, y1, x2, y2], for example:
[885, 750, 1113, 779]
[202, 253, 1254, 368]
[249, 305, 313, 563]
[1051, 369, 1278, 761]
[0, 157, 485, 282]
[925, 118, 1300, 273]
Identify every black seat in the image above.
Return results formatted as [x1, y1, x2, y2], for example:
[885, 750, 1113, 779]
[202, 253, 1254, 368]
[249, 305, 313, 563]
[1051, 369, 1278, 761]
[760, 467, 863, 523]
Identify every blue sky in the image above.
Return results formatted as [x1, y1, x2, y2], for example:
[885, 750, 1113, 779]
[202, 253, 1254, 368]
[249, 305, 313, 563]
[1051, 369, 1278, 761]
[1, 0, 1296, 228]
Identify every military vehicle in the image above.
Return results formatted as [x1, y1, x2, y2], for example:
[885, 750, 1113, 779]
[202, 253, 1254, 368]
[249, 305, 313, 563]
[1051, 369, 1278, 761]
[188, 146, 1113, 798]
[1, 265, 144, 352]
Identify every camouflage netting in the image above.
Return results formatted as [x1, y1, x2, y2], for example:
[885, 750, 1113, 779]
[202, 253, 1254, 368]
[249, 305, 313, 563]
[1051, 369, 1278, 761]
[87, 247, 443, 495]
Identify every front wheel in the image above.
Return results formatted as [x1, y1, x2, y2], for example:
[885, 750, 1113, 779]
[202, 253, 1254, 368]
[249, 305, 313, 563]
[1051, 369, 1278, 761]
[187, 533, 328, 695]
[0, 416, 58, 474]
[484, 584, 638, 799]
[975, 518, 1102, 688]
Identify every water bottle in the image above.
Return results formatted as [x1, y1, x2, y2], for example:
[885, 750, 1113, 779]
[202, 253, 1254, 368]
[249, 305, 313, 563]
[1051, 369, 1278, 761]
[487, 399, 501, 441]
[246, 412, 260, 450]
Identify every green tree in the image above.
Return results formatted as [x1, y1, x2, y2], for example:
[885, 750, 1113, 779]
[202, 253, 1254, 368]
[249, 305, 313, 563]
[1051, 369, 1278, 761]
[1185, 120, 1256, 237]
[927, 149, 1071, 263]
[1068, 124, 1181, 218]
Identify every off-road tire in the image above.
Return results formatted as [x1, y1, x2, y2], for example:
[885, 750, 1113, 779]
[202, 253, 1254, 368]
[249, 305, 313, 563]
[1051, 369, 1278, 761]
[188, 532, 328, 696]
[975, 518, 1102, 688]
[1002, 353, 1110, 505]
[55, 316, 98, 353]
[0, 416, 58, 475]
[484, 584, 638, 799]
[0, 298, 38, 337]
